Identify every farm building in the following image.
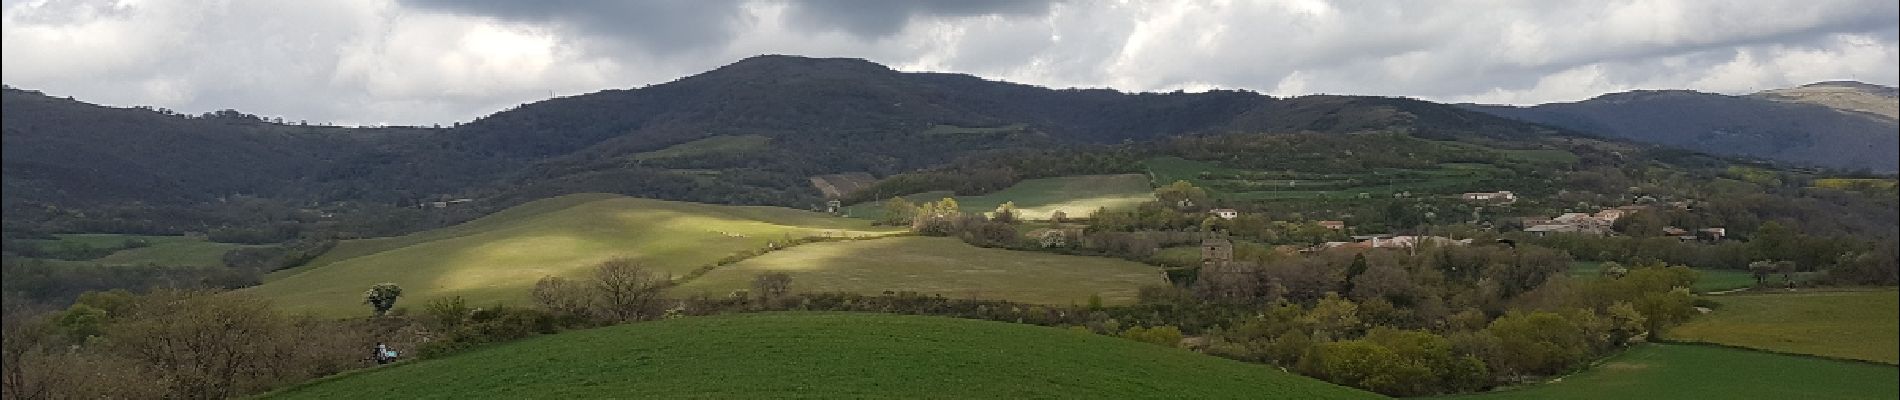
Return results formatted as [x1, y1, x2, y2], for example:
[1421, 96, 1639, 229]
[1520, 212, 1612, 235]
[1316, 220, 1346, 230]
[1201, 238, 1233, 267]
[1460, 191, 1516, 203]
[1209, 209, 1239, 220]
[1525, 224, 1594, 236]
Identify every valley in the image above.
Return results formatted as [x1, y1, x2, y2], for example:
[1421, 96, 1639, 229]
[3, 55, 1895, 399]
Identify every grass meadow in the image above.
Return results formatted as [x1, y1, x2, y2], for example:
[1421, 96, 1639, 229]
[1671, 289, 1899, 364]
[674, 236, 1165, 305]
[247, 194, 901, 317]
[267, 313, 1379, 399]
[1446, 343, 1897, 400]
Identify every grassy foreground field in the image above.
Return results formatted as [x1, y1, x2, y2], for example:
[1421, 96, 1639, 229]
[1671, 289, 1899, 364]
[846, 174, 1153, 220]
[28, 233, 262, 267]
[268, 313, 1378, 399]
[1447, 343, 1898, 400]
[248, 194, 900, 316]
[674, 237, 1165, 305]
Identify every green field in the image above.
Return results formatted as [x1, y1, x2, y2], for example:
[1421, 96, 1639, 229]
[632, 134, 771, 161]
[248, 194, 901, 316]
[1431, 140, 1579, 165]
[1565, 262, 1758, 293]
[28, 234, 262, 267]
[1447, 343, 1897, 399]
[1141, 157, 1500, 200]
[268, 313, 1378, 399]
[846, 174, 1154, 220]
[1671, 289, 1899, 364]
[1813, 178, 1898, 191]
[674, 237, 1165, 305]
[1152, 245, 1204, 269]
[919, 123, 1028, 137]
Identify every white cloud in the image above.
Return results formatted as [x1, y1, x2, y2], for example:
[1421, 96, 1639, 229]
[3, 0, 1895, 125]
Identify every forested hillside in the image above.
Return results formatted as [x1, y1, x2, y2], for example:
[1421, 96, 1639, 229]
[1464, 86, 1899, 172]
[1, 55, 1576, 240]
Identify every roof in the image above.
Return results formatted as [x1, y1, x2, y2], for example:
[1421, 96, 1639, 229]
[1525, 224, 1584, 232]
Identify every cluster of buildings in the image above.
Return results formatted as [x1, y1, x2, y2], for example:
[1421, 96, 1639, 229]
[1207, 209, 1346, 231]
[1311, 234, 1473, 251]
[1519, 206, 1647, 236]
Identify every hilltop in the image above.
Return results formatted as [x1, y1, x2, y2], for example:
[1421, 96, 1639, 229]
[1750, 81, 1899, 121]
[4, 55, 1578, 238]
[1463, 82, 1899, 172]
[267, 312, 1381, 399]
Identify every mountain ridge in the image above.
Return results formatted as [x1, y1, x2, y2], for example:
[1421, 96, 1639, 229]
[4, 55, 1887, 237]
[1461, 82, 1898, 172]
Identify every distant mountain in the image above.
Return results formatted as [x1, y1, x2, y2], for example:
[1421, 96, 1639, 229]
[1463, 84, 1899, 172]
[0, 88, 418, 207]
[1749, 81, 1898, 121]
[4, 56, 1570, 215]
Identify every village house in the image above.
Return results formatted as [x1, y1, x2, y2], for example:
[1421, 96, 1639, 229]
[1461, 191, 1516, 203]
[1662, 226, 1692, 240]
[1520, 209, 1628, 236]
[1698, 227, 1727, 241]
[1316, 220, 1346, 230]
[1593, 205, 1649, 222]
[1209, 209, 1239, 220]
[1201, 238, 1234, 267]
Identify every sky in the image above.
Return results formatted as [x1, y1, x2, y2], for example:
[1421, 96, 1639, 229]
[4, 0, 1896, 126]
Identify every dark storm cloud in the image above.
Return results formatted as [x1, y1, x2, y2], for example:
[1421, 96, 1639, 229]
[3, 0, 1895, 125]
[400, 0, 747, 55]
[779, 0, 1058, 37]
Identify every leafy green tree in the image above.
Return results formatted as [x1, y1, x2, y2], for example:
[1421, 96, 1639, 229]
[992, 201, 1019, 223]
[1633, 288, 1694, 339]
[1486, 311, 1589, 376]
[879, 197, 916, 226]
[1154, 180, 1209, 211]
[1749, 221, 1795, 261]
[1303, 293, 1362, 340]
[1120, 325, 1183, 347]
[1344, 253, 1371, 293]
[363, 283, 403, 317]
[420, 296, 471, 331]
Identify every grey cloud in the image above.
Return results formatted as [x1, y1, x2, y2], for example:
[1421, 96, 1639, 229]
[4, 0, 1896, 125]
[400, 0, 748, 55]
[779, 0, 1058, 38]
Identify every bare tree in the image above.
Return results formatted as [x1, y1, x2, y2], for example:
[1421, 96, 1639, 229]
[593, 258, 667, 322]
[751, 272, 794, 302]
[531, 276, 595, 318]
